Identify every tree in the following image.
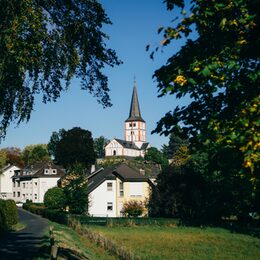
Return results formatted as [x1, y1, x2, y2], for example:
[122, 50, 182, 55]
[149, 150, 255, 222]
[48, 127, 96, 169]
[162, 131, 188, 159]
[22, 144, 51, 166]
[44, 187, 66, 210]
[0, 0, 121, 139]
[150, 0, 259, 181]
[94, 136, 109, 158]
[144, 147, 168, 169]
[0, 150, 7, 172]
[63, 164, 88, 214]
[1, 147, 24, 167]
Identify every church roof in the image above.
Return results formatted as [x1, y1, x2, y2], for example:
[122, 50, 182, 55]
[114, 139, 149, 151]
[125, 82, 145, 122]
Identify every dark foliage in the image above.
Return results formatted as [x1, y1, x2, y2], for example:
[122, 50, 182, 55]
[149, 150, 256, 223]
[63, 164, 88, 214]
[0, 199, 18, 229]
[48, 127, 96, 169]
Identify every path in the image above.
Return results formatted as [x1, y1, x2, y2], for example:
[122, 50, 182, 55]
[0, 208, 49, 260]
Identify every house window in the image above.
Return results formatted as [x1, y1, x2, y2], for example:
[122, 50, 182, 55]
[13, 192, 15, 197]
[35, 182, 37, 186]
[34, 194, 37, 200]
[17, 181, 20, 187]
[129, 183, 143, 197]
[107, 182, 113, 191]
[17, 192, 20, 197]
[107, 202, 113, 211]
[45, 169, 49, 174]
[13, 182, 15, 188]
[23, 183, 25, 188]
[119, 182, 124, 197]
[52, 169, 57, 174]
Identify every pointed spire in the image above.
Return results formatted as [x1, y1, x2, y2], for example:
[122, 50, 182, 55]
[125, 80, 145, 122]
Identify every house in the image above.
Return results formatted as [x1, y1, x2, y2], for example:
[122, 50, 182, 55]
[87, 163, 153, 217]
[105, 81, 150, 157]
[0, 165, 20, 200]
[12, 161, 65, 203]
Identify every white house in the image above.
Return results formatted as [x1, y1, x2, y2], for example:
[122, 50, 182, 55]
[0, 165, 20, 200]
[105, 81, 150, 158]
[87, 163, 153, 217]
[12, 162, 65, 203]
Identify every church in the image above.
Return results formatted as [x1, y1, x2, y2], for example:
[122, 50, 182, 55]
[105, 81, 150, 157]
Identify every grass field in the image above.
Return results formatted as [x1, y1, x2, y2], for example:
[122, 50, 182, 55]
[89, 225, 260, 259]
[48, 221, 117, 260]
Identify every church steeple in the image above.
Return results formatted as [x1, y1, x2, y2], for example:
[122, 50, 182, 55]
[124, 80, 146, 146]
[125, 80, 145, 123]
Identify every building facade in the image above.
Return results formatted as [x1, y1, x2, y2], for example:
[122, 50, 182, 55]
[12, 162, 65, 203]
[87, 164, 153, 217]
[105, 81, 149, 157]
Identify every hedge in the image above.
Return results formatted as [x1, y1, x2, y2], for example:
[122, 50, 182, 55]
[23, 201, 68, 225]
[0, 199, 18, 230]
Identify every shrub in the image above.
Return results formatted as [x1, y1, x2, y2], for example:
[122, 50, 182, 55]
[122, 200, 144, 217]
[44, 187, 66, 209]
[0, 205, 6, 232]
[0, 199, 18, 229]
[28, 204, 46, 215]
[43, 209, 68, 225]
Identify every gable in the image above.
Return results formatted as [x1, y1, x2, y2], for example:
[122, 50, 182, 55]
[105, 139, 124, 149]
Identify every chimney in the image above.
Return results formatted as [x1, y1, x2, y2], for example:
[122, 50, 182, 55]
[139, 168, 145, 175]
[91, 164, 96, 174]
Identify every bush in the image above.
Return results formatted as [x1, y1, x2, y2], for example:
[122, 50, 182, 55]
[0, 205, 6, 232]
[43, 209, 68, 225]
[122, 200, 144, 217]
[44, 187, 66, 209]
[0, 199, 18, 229]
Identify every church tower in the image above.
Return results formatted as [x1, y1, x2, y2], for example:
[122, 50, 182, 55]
[124, 81, 146, 148]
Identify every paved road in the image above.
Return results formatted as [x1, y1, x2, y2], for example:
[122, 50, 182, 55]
[0, 208, 49, 260]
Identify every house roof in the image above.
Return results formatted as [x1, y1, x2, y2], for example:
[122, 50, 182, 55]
[125, 82, 145, 123]
[87, 165, 116, 194]
[87, 163, 152, 194]
[1, 164, 19, 173]
[13, 161, 65, 179]
[113, 164, 148, 182]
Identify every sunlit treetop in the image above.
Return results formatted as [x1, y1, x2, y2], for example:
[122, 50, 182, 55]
[149, 0, 259, 176]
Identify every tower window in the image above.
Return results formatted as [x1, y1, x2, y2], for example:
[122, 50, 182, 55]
[129, 123, 132, 127]
[133, 123, 136, 127]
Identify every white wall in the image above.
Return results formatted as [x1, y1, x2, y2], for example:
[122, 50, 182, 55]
[88, 180, 117, 217]
[38, 177, 59, 203]
[0, 166, 20, 200]
[12, 177, 59, 203]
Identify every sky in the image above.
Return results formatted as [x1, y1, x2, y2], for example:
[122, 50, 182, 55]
[0, 0, 191, 150]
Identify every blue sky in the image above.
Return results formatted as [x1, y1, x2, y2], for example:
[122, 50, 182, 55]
[1, 0, 190, 150]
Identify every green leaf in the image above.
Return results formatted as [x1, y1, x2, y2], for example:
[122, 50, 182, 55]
[219, 18, 227, 29]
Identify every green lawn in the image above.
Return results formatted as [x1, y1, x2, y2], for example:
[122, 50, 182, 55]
[48, 221, 116, 260]
[89, 225, 260, 259]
